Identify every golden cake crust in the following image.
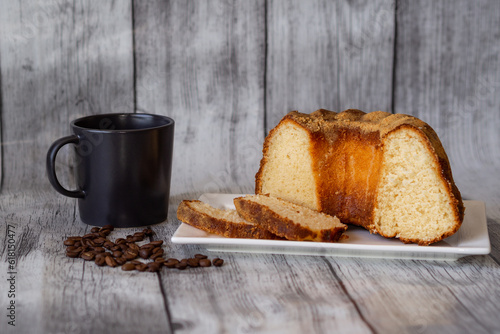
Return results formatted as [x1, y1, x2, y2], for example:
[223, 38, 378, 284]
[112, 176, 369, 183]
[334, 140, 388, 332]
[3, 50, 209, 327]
[234, 195, 347, 242]
[256, 109, 465, 245]
[177, 200, 281, 239]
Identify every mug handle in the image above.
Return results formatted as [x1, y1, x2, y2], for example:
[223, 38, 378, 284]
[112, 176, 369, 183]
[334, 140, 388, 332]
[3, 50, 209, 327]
[46, 135, 85, 198]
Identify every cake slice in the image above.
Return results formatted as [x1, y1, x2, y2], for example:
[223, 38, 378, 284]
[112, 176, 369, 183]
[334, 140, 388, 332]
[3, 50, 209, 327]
[234, 194, 347, 242]
[176, 200, 280, 239]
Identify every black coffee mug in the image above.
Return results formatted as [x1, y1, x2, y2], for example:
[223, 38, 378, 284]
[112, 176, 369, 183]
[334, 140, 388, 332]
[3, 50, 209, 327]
[46, 113, 174, 228]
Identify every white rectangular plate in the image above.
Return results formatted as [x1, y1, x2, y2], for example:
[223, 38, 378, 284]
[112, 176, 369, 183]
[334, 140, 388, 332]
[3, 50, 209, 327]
[171, 194, 490, 261]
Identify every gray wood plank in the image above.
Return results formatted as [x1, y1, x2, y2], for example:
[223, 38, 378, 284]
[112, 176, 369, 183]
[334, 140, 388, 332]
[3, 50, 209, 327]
[393, 0, 500, 201]
[0, 190, 170, 334]
[0, 0, 135, 193]
[133, 0, 266, 196]
[266, 0, 395, 132]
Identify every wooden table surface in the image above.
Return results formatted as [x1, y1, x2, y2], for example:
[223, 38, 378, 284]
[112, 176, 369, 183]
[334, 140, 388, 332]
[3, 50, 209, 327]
[1, 1, 500, 333]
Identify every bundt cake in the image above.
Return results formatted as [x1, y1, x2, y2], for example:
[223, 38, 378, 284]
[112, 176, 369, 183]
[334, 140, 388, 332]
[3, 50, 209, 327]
[255, 109, 464, 245]
[234, 194, 347, 242]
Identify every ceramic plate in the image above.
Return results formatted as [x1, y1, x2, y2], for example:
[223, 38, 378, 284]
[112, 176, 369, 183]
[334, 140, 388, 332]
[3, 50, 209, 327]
[171, 194, 490, 261]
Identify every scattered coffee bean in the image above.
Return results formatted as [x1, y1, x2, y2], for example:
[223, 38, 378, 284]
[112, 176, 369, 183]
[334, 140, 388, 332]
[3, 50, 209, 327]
[103, 241, 115, 249]
[122, 263, 136, 271]
[175, 261, 188, 270]
[146, 262, 161, 272]
[95, 256, 106, 266]
[150, 240, 163, 247]
[139, 249, 152, 259]
[164, 259, 179, 268]
[93, 237, 106, 246]
[105, 256, 118, 267]
[199, 259, 212, 267]
[150, 253, 163, 260]
[213, 258, 224, 267]
[140, 243, 155, 250]
[81, 251, 95, 261]
[115, 238, 127, 245]
[63, 239, 75, 246]
[66, 250, 81, 258]
[135, 263, 147, 272]
[93, 246, 105, 253]
[187, 258, 199, 267]
[113, 251, 123, 258]
[64, 229, 224, 272]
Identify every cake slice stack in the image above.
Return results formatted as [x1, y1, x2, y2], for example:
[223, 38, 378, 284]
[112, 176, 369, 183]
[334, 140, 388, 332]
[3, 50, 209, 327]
[176, 195, 347, 243]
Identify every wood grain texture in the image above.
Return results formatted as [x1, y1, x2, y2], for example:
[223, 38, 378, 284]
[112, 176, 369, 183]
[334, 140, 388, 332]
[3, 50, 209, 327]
[0, 0, 135, 192]
[265, 0, 395, 132]
[0, 190, 171, 334]
[393, 0, 500, 201]
[133, 0, 266, 196]
[0, 0, 500, 333]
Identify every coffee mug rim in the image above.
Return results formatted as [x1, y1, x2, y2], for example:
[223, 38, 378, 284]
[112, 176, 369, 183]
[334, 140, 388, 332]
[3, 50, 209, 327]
[71, 113, 174, 133]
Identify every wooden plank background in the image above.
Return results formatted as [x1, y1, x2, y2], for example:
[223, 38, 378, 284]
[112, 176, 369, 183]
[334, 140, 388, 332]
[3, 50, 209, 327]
[1, 0, 499, 333]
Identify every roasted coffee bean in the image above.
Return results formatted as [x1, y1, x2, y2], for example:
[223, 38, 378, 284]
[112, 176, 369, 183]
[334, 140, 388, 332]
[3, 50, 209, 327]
[102, 224, 114, 231]
[175, 262, 188, 270]
[81, 251, 95, 261]
[66, 246, 79, 252]
[74, 241, 82, 247]
[111, 245, 121, 252]
[90, 227, 100, 233]
[105, 256, 118, 267]
[132, 236, 143, 242]
[143, 228, 153, 236]
[124, 249, 139, 260]
[155, 257, 167, 264]
[93, 237, 106, 246]
[95, 256, 106, 266]
[187, 258, 199, 267]
[194, 254, 208, 259]
[127, 243, 140, 251]
[150, 253, 163, 260]
[93, 246, 105, 253]
[83, 239, 96, 247]
[115, 238, 127, 245]
[99, 230, 111, 238]
[212, 258, 224, 267]
[139, 249, 152, 259]
[64, 239, 76, 246]
[152, 247, 164, 255]
[150, 240, 163, 247]
[118, 243, 129, 251]
[164, 259, 179, 268]
[199, 259, 211, 267]
[103, 241, 115, 249]
[66, 250, 81, 258]
[126, 235, 134, 242]
[135, 263, 147, 272]
[82, 233, 95, 239]
[146, 262, 161, 272]
[113, 251, 123, 258]
[133, 232, 145, 238]
[115, 257, 127, 266]
[140, 243, 155, 250]
[121, 263, 136, 271]
[130, 260, 143, 265]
